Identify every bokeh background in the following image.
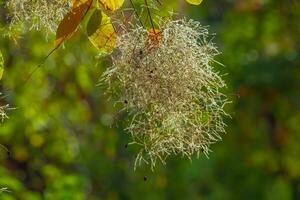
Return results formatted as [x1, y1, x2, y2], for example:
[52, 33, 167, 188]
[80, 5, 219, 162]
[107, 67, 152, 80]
[1, 0, 300, 199]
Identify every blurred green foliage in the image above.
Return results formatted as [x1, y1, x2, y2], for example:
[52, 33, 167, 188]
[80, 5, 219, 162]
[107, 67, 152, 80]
[0, 50, 4, 80]
[1, 0, 300, 199]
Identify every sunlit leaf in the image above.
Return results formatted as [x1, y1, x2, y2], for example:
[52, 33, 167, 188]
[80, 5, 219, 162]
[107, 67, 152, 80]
[0, 51, 4, 80]
[97, 0, 124, 11]
[55, 0, 92, 48]
[87, 10, 117, 55]
[186, 0, 203, 5]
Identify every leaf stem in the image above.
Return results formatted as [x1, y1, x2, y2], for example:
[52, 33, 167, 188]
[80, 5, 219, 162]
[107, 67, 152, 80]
[129, 0, 145, 28]
[144, 0, 156, 33]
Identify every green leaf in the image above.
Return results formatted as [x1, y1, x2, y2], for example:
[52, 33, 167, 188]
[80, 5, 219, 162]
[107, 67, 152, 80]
[86, 9, 103, 37]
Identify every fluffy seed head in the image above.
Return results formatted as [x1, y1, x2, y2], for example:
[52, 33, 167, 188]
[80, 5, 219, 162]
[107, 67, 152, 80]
[0, 94, 9, 122]
[102, 18, 228, 169]
[0, 107, 7, 122]
[6, 0, 71, 32]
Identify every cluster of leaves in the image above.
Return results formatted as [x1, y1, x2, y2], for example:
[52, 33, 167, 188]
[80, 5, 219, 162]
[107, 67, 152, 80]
[55, 0, 204, 55]
[54, 0, 121, 55]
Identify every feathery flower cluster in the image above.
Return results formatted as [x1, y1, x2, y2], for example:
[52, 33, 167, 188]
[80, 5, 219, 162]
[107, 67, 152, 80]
[0, 187, 9, 193]
[0, 95, 9, 122]
[6, 0, 71, 32]
[102, 18, 228, 169]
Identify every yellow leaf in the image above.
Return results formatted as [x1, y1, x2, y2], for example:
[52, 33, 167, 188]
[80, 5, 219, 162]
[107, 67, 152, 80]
[55, 0, 92, 47]
[186, 0, 203, 5]
[0, 51, 4, 80]
[87, 10, 117, 55]
[97, 0, 124, 11]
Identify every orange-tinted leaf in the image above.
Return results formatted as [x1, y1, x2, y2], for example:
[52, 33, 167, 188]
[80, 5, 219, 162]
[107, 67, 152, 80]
[55, 0, 92, 47]
[97, 0, 124, 11]
[87, 10, 117, 55]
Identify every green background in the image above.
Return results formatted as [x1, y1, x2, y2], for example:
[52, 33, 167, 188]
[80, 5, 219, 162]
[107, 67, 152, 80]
[1, 0, 300, 199]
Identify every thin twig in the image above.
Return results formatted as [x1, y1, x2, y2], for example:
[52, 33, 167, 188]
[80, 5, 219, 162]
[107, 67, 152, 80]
[129, 0, 145, 28]
[144, 0, 156, 33]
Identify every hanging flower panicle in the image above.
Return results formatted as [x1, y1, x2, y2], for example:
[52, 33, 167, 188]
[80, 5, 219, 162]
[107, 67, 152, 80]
[101, 18, 228, 169]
